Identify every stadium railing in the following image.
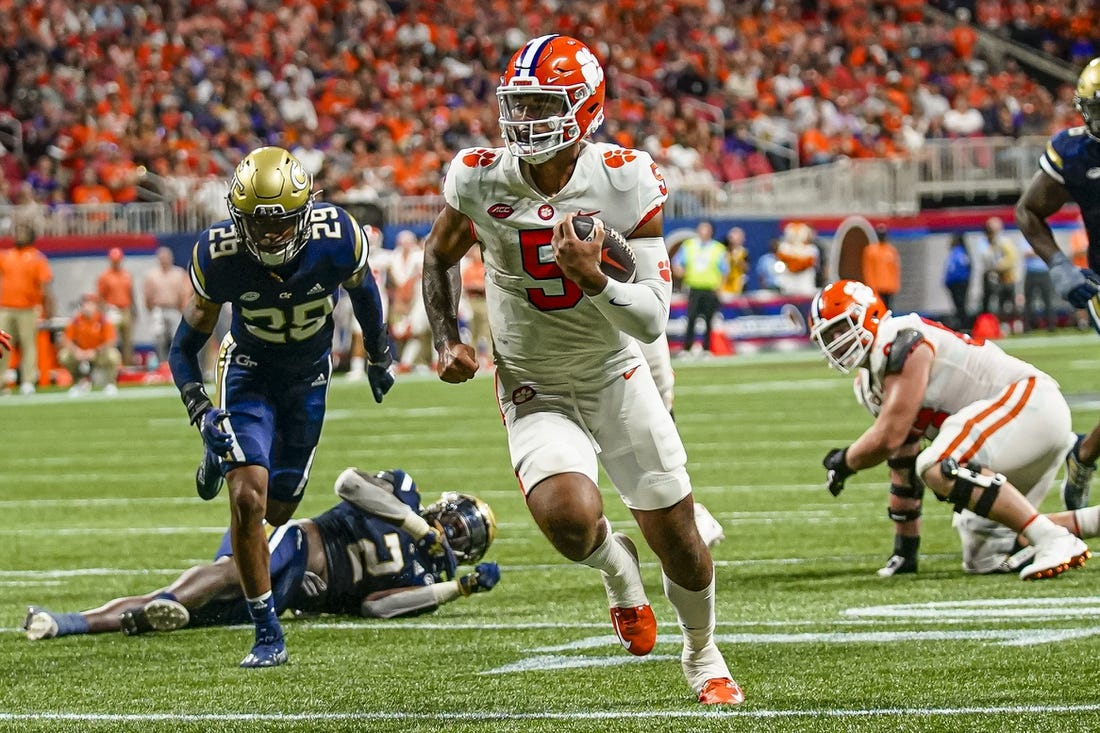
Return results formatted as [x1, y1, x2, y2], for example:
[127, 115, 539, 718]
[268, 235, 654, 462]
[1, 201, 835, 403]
[0, 136, 1052, 235]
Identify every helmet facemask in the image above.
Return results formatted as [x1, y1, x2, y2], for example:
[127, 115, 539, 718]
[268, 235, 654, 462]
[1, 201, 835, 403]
[812, 310, 875, 373]
[497, 84, 598, 164]
[229, 199, 315, 267]
[1076, 95, 1100, 141]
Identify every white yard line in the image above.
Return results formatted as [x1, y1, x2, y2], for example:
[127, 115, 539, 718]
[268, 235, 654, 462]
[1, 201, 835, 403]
[2, 704, 1099, 723]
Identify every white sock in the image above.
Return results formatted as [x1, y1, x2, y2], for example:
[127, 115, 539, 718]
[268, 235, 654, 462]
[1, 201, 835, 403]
[662, 572, 716, 653]
[1075, 506, 1100, 538]
[579, 520, 647, 608]
[1021, 514, 1067, 545]
[663, 571, 730, 692]
[349, 355, 365, 373]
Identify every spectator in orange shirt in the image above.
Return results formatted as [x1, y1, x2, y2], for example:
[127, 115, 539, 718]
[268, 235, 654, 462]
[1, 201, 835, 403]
[0, 223, 53, 394]
[57, 293, 122, 395]
[71, 167, 114, 206]
[71, 167, 115, 228]
[862, 224, 902, 309]
[96, 247, 137, 366]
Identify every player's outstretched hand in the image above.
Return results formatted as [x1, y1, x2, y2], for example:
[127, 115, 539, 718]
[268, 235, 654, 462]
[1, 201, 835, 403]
[367, 362, 395, 403]
[436, 341, 478, 384]
[458, 562, 500, 596]
[1049, 253, 1100, 308]
[199, 408, 234, 455]
[0, 329, 11, 356]
[823, 447, 855, 497]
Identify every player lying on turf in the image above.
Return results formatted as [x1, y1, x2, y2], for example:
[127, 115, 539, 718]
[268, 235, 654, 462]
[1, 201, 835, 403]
[23, 468, 499, 640]
[811, 280, 1090, 581]
[850, 368, 1100, 577]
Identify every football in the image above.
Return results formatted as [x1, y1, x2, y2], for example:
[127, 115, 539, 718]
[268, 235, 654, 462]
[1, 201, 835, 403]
[572, 215, 637, 283]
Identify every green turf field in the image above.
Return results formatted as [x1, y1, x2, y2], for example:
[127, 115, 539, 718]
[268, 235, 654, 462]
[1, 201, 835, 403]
[2, 334, 1100, 732]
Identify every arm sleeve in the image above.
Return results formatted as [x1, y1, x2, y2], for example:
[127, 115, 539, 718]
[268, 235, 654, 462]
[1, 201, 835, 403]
[168, 318, 211, 389]
[359, 582, 462, 619]
[334, 468, 433, 540]
[586, 236, 671, 343]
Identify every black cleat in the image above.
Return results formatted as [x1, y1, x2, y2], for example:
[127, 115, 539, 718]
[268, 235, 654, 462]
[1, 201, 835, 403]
[195, 448, 224, 501]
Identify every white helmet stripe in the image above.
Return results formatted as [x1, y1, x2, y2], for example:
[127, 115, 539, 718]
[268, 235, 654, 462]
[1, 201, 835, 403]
[514, 34, 557, 77]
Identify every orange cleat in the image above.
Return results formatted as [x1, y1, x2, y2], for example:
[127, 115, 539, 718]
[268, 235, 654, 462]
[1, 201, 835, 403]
[610, 604, 656, 656]
[698, 677, 745, 705]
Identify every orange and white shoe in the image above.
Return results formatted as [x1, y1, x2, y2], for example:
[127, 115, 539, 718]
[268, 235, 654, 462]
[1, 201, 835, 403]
[1020, 532, 1090, 580]
[698, 677, 745, 705]
[610, 604, 657, 656]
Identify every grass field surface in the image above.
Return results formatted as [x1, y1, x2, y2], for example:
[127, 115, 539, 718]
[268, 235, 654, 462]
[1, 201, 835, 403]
[2, 333, 1100, 732]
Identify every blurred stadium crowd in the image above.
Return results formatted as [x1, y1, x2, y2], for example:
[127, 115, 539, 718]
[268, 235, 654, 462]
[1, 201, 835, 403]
[0, 0, 1093, 217]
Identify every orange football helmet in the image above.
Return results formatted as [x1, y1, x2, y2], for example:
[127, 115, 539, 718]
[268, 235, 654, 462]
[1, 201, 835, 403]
[497, 34, 606, 163]
[809, 280, 890, 373]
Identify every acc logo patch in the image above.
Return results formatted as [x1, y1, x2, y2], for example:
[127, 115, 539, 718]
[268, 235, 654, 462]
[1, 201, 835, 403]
[1088, 167, 1100, 179]
[241, 292, 260, 302]
[538, 204, 554, 220]
[512, 385, 536, 405]
[488, 203, 514, 219]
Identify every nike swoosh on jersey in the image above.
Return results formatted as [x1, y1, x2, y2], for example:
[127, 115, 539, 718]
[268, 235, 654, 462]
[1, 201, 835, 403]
[608, 297, 631, 306]
[623, 366, 639, 380]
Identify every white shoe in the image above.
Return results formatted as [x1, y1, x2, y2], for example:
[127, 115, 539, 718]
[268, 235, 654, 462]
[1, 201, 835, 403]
[102, 383, 118, 396]
[693, 502, 725, 548]
[23, 607, 58, 640]
[19, 382, 35, 395]
[1020, 532, 1090, 580]
[68, 381, 90, 397]
[346, 369, 366, 382]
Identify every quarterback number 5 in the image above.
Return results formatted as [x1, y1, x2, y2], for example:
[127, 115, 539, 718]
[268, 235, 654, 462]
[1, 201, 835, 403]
[519, 229, 583, 311]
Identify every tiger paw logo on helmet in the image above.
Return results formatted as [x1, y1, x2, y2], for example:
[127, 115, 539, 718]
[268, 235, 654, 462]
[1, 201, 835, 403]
[842, 280, 878, 306]
[462, 149, 497, 168]
[602, 149, 636, 168]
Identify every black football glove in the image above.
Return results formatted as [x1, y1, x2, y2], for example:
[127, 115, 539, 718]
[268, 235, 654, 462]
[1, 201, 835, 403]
[823, 447, 855, 497]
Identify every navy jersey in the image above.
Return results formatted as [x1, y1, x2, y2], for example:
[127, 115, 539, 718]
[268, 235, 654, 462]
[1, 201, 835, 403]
[306, 496, 452, 615]
[189, 202, 368, 361]
[1040, 127, 1100, 271]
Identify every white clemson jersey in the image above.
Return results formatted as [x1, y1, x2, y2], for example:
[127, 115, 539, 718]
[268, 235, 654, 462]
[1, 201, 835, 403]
[444, 141, 668, 383]
[867, 314, 1052, 437]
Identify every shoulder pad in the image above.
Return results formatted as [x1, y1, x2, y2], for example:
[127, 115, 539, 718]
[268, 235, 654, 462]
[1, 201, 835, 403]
[884, 328, 926, 376]
[454, 147, 505, 175]
[597, 146, 658, 193]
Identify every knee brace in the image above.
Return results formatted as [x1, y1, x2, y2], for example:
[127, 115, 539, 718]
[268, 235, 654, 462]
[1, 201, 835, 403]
[940, 458, 1005, 517]
[887, 488, 922, 523]
[887, 456, 924, 498]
